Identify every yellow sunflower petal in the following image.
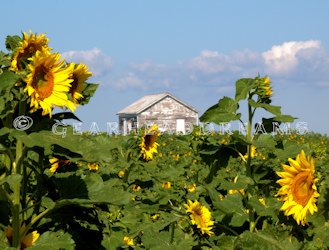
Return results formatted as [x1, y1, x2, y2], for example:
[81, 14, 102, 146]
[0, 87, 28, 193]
[23, 49, 73, 117]
[184, 200, 214, 236]
[276, 150, 319, 226]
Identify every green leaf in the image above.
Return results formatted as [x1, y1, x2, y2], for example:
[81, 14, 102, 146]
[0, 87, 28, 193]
[206, 187, 223, 204]
[100, 234, 112, 249]
[101, 232, 123, 249]
[0, 174, 22, 191]
[200, 97, 241, 123]
[235, 78, 257, 102]
[5, 35, 21, 51]
[15, 128, 81, 155]
[307, 222, 329, 248]
[0, 100, 17, 119]
[200, 145, 222, 155]
[0, 230, 10, 247]
[79, 83, 99, 105]
[216, 235, 236, 249]
[141, 228, 171, 248]
[231, 131, 252, 146]
[52, 112, 82, 122]
[54, 174, 133, 206]
[86, 174, 132, 205]
[272, 115, 296, 123]
[41, 197, 55, 210]
[230, 211, 249, 227]
[103, 231, 126, 248]
[175, 237, 196, 248]
[249, 197, 280, 220]
[0, 51, 11, 68]
[235, 230, 302, 250]
[260, 117, 278, 134]
[275, 141, 303, 160]
[214, 193, 244, 214]
[29, 231, 75, 250]
[154, 213, 181, 231]
[219, 176, 254, 191]
[0, 70, 21, 94]
[248, 99, 282, 116]
[253, 133, 276, 149]
[261, 116, 296, 133]
[204, 147, 230, 184]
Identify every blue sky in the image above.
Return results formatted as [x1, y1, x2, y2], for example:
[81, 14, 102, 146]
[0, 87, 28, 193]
[1, 1, 329, 134]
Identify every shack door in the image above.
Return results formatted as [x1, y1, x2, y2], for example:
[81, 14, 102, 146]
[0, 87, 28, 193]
[176, 119, 185, 134]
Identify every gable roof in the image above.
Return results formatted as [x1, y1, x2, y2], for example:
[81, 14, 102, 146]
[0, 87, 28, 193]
[116, 92, 200, 115]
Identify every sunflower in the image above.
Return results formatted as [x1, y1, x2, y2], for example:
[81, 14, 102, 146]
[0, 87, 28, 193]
[151, 214, 159, 220]
[184, 200, 214, 236]
[88, 163, 99, 170]
[23, 49, 74, 117]
[118, 171, 125, 178]
[259, 198, 268, 207]
[49, 157, 70, 174]
[244, 145, 256, 159]
[276, 150, 320, 226]
[263, 77, 273, 97]
[133, 185, 140, 192]
[123, 236, 134, 246]
[139, 124, 160, 161]
[11, 30, 52, 71]
[254, 76, 273, 104]
[162, 182, 171, 188]
[4, 221, 39, 249]
[188, 183, 196, 192]
[228, 189, 245, 195]
[65, 63, 92, 111]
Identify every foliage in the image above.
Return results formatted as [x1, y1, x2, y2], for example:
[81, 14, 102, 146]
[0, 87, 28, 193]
[0, 31, 329, 249]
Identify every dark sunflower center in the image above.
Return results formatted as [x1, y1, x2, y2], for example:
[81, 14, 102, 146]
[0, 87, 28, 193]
[291, 171, 314, 206]
[144, 135, 153, 150]
[16, 44, 38, 70]
[32, 65, 54, 100]
[69, 76, 78, 95]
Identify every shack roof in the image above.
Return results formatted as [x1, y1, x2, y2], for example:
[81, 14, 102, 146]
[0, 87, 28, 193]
[116, 92, 199, 115]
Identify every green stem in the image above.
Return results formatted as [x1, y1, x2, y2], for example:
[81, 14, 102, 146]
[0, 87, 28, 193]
[22, 163, 27, 220]
[262, 218, 268, 230]
[5, 148, 14, 174]
[19, 208, 51, 244]
[12, 139, 23, 248]
[5, 154, 11, 175]
[254, 215, 263, 229]
[20, 202, 41, 214]
[217, 223, 239, 236]
[170, 222, 175, 244]
[226, 146, 247, 163]
[246, 92, 256, 233]
[239, 118, 247, 133]
[12, 164, 21, 249]
[122, 168, 131, 185]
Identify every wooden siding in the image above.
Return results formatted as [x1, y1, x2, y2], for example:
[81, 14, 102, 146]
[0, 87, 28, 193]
[137, 96, 198, 134]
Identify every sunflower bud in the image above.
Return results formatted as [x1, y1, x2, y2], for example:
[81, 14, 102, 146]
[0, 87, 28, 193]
[254, 76, 273, 104]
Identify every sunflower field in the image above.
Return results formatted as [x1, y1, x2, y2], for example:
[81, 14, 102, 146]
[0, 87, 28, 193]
[0, 31, 329, 250]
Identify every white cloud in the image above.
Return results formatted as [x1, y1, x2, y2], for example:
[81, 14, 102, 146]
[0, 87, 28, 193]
[262, 40, 321, 75]
[109, 48, 263, 90]
[92, 40, 329, 91]
[62, 47, 114, 77]
[113, 72, 144, 90]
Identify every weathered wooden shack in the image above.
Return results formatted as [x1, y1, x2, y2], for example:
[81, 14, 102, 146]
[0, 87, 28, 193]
[116, 93, 199, 135]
